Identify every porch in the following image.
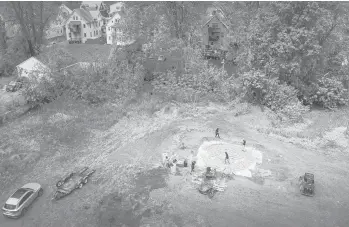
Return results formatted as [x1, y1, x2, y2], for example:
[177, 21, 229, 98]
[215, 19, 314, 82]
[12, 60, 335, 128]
[68, 21, 82, 44]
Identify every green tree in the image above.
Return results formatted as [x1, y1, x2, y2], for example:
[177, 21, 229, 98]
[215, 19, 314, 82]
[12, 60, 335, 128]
[8, 1, 59, 56]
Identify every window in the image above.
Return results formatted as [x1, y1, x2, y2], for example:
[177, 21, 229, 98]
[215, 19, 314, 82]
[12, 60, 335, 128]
[18, 192, 33, 207]
[69, 33, 71, 37]
[108, 27, 110, 31]
[83, 24, 86, 28]
[61, 29, 63, 33]
[109, 36, 111, 40]
[112, 20, 113, 24]
[4, 204, 16, 210]
[84, 33, 86, 37]
[90, 32, 92, 37]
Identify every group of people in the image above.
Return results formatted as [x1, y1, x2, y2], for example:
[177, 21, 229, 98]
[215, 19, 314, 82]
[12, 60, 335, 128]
[162, 128, 247, 174]
[163, 151, 197, 174]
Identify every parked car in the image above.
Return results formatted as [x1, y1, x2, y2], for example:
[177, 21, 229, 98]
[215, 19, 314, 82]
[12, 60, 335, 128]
[2, 183, 43, 218]
[299, 173, 315, 196]
[5, 80, 22, 92]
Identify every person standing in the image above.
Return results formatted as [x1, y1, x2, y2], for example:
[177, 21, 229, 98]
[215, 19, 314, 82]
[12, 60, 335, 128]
[215, 128, 220, 138]
[191, 160, 196, 174]
[242, 139, 246, 152]
[225, 151, 230, 164]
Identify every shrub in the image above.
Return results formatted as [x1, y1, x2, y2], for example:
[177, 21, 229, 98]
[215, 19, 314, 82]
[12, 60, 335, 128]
[151, 46, 237, 103]
[310, 77, 349, 109]
[20, 72, 58, 106]
[241, 70, 309, 121]
[22, 47, 145, 106]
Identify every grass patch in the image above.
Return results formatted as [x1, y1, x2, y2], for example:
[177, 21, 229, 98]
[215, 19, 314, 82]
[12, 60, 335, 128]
[0, 96, 126, 191]
[57, 43, 111, 62]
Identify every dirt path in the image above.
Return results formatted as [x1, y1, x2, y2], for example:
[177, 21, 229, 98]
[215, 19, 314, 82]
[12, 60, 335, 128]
[1, 104, 349, 227]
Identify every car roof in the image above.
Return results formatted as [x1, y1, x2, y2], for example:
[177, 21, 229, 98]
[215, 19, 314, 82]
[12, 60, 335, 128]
[22, 183, 41, 191]
[11, 188, 30, 199]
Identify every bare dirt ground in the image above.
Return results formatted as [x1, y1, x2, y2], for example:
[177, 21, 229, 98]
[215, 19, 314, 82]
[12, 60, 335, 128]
[0, 101, 348, 227]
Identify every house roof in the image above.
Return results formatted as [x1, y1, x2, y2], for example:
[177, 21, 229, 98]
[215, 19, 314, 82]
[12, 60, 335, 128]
[106, 12, 122, 26]
[81, 1, 102, 8]
[89, 10, 100, 19]
[100, 10, 109, 18]
[17, 57, 49, 72]
[202, 15, 228, 30]
[65, 8, 93, 24]
[104, 1, 118, 7]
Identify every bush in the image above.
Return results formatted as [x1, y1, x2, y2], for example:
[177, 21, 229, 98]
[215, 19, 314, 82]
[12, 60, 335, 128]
[241, 70, 309, 121]
[20, 73, 58, 106]
[22, 46, 145, 106]
[310, 77, 349, 109]
[151, 46, 237, 103]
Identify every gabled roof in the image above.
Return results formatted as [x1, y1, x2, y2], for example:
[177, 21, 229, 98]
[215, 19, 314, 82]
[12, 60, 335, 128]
[65, 8, 93, 24]
[104, 1, 118, 7]
[202, 15, 228, 30]
[89, 10, 100, 20]
[106, 11, 123, 26]
[17, 57, 49, 72]
[81, 1, 102, 8]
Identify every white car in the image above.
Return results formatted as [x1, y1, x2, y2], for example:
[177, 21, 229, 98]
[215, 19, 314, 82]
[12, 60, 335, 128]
[2, 183, 43, 218]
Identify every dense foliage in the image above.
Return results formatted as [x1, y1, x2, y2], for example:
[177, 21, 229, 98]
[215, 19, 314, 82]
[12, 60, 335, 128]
[219, 2, 349, 109]
[8, 1, 349, 114]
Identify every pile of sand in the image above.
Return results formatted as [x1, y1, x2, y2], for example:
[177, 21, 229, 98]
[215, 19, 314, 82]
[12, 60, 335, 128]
[196, 141, 262, 178]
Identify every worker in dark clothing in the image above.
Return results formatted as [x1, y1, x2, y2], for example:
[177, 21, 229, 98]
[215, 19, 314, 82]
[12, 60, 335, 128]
[242, 139, 246, 152]
[191, 161, 196, 174]
[225, 152, 230, 164]
[215, 128, 220, 138]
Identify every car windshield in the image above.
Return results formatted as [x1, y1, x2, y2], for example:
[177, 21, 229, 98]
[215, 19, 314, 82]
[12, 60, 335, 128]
[4, 203, 16, 210]
[11, 188, 29, 199]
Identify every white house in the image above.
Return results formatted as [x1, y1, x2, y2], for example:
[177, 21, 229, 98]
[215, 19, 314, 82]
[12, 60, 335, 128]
[46, 4, 72, 42]
[106, 11, 134, 46]
[16, 57, 51, 81]
[106, 12, 121, 45]
[64, 8, 103, 44]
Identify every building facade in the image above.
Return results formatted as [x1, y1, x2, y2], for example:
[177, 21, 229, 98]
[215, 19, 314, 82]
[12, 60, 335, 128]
[105, 12, 121, 45]
[64, 8, 103, 44]
[202, 12, 228, 50]
[46, 4, 72, 43]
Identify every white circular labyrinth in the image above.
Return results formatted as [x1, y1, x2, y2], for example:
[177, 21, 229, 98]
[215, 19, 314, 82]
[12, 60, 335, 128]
[196, 141, 263, 177]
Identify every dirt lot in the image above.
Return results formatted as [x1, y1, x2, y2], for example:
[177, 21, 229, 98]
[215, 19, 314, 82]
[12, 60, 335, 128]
[0, 101, 348, 227]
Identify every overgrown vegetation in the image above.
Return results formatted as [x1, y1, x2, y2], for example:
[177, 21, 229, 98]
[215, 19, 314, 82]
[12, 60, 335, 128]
[3, 1, 349, 122]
